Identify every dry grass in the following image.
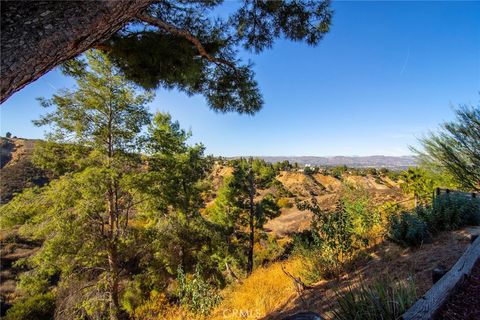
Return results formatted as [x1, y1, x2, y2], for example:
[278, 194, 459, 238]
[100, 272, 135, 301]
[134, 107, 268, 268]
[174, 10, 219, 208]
[132, 291, 203, 320]
[130, 259, 304, 320]
[312, 174, 342, 191]
[266, 229, 472, 319]
[210, 259, 303, 320]
[343, 175, 390, 191]
[264, 206, 313, 237]
[276, 171, 320, 198]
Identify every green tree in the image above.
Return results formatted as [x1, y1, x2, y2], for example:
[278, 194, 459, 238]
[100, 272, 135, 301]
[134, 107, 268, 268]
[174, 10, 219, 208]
[1, 52, 231, 319]
[415, 104, 480, 191]
[114, 110, 220, 316]
[135, 112, 223, 279]
[400, 168, 434, 206]
[144, 112, 211, 217]
[32, 140, 90, 176]
[209, 158, 278, 274]
[5, 131, 12, 138]
[273, 160, 293, 172]
[15, 51, 153, 320]
[331, 165, 348, 179]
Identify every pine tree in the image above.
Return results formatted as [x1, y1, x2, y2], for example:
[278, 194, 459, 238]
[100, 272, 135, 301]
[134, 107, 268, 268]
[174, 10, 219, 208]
[210, 158, 278, 274]
[2, 1, 332, 106]
[28, 51, 152, 320]
[2, 51, 220, 319]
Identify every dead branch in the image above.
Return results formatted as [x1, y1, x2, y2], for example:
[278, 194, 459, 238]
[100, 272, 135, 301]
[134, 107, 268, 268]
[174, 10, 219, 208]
[281, 264, 314, 291]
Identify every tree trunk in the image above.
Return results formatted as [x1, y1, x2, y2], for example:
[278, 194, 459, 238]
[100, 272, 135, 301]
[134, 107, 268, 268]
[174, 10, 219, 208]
[0, 0, 152, 103]
[247, 169, 255, 275]
[107, 244, 121, 320]
[107, 185, 121, 320]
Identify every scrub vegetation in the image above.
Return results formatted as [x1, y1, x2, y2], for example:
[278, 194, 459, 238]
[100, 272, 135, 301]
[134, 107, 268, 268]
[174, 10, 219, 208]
[1, 52, 479, 320]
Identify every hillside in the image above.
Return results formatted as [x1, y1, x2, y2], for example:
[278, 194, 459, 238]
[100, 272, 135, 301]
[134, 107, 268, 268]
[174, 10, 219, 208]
[0, 138, 412, 319]
[0, 138, 50, 204]
[208, 162, 407, 238]
[2, 138, 478, 320]
[0, 138, 50, 314]
[0, 138, 406, 218]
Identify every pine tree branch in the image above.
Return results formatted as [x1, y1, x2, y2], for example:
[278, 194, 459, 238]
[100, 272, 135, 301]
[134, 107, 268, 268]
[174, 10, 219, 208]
[136, 12, 236, 69]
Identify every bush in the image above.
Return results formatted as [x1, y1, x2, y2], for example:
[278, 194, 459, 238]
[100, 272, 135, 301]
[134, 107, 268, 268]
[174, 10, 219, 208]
[5, 293, 55, 320]
[388, 212, 430, 247]
[276, 197, 292, 208]
[295, 187, 380, 281]
[293, 231, 337, 282]
[388, 193, 480, 247]
[254, 236, 285, 267]
[177, 265, 222, 316]
[333, 277, 416, 320]
[427, 193, 480, 232]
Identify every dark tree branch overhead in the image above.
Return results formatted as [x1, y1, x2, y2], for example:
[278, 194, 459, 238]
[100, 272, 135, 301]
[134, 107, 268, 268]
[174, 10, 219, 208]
[1, 0, 332, 111]
[0, 0, 153, 103]
[136, 12, 236, 70]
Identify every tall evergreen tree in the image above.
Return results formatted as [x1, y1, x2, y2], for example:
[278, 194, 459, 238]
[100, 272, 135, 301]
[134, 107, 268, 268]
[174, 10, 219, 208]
[209, 158, 278, 274]
[21, 51, 152, 320]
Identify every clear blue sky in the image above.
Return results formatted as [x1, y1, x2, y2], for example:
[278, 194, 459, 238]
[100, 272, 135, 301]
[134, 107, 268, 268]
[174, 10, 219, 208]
[1, 1, 479, 156]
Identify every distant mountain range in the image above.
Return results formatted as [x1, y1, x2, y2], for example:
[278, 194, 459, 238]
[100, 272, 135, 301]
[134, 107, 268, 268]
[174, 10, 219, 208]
[231, 156, 417, 169]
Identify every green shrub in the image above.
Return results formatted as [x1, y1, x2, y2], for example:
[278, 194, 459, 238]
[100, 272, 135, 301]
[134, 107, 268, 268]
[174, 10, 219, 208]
[295, 188, 380, 281]
[388, 194, 480, 247]
[333, 277, 416, 320]
[254, 235, 285, 267]
[276, 197, 291, 208]
[177, 265, 222, 315]
[5, 293, 55, 320]
[388, 212, 430, 247]
[292, 231, 339, 282]
[427, 193, 480, 232]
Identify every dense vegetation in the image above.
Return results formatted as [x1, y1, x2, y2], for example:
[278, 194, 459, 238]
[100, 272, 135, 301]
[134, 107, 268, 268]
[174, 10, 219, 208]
[1, 52, 479, 320]
[388, 101, 480, 248]
[389, 193, 480, 247]
[294, 185, 382, 281]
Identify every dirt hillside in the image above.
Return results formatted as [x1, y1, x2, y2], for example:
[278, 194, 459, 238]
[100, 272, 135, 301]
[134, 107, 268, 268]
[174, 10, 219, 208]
[0, 138, 49, 204]
[209, 166, 406, 238]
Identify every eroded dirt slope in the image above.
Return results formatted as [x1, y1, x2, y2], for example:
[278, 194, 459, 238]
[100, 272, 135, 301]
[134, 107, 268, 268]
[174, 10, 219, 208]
[0, 138, 49, 204]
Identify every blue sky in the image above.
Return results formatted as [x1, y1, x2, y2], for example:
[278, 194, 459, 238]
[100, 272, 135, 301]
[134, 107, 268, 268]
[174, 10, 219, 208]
[1, 1, 479, 156]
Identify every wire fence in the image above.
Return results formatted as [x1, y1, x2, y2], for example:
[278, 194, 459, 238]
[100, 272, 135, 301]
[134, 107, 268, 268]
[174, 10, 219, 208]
[435, 188, 479, 199]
